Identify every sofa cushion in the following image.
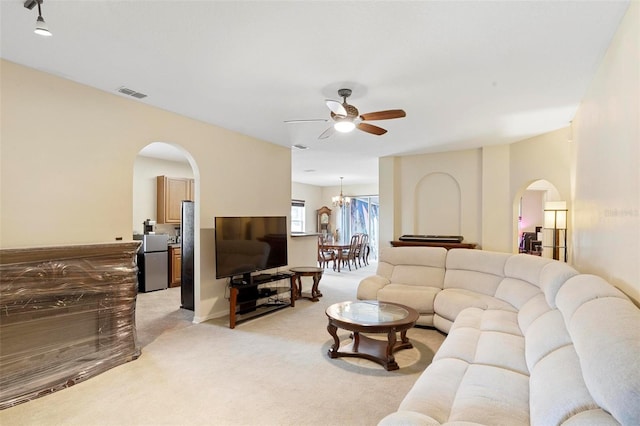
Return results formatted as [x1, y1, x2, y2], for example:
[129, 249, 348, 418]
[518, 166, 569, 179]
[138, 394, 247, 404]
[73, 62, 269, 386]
[434, 288, 516, 324]
[529, 345, 599, 425]
[378, 411, 441, 426]
[537, 261, 579, 308]
[556, 275, 640, 425]
[494, 277, 540, 310]
[448, 364, 529, 425]
[396, 357, 530, 426]
[378, 284, 440, 315]
[561, 409, 620, 425]
[396, 358, 471, 424]
[522, 309, 572, 372]
[503, 253, 552, 284]
[444, 249, 510, 296]
[380, 246, 447, 287]
[517, 293, 552, 334]
[435, 308, 528, 376]
[379, 247, 447, 274]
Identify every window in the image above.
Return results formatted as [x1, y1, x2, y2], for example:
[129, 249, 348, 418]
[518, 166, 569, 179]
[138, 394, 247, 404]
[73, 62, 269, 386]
[291, 199, 305, 233]
[340, 195, 379, 260]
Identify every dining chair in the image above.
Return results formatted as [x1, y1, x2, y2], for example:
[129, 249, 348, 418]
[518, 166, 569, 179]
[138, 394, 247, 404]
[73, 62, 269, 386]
[357, 233, 369, 267]
[318, 236, 336, 270]
[341, 234, 360, 271]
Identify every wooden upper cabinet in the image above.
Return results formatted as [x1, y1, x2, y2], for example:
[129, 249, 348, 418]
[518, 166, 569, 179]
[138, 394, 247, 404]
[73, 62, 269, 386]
[157, 176, 194, 224]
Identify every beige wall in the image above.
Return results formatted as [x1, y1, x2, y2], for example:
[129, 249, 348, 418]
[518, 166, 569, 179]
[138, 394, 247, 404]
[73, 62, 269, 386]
[0, 60, 297, 322]
[481, 144, 512, 251]
[571, 2, 639, 302]
[380, 148, 483, 249]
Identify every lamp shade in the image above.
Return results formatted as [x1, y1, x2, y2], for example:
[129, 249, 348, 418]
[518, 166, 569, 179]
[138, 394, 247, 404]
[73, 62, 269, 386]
[544, 201, 567, 229]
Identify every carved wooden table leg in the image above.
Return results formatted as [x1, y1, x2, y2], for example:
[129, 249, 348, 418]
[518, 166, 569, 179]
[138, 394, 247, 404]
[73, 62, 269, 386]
[327, 321, 340, 358]
[310, 271, 323, 301]
[352, 332, 360, 352]
[400, 329, 411, 345]
[385, 329, 399, 370]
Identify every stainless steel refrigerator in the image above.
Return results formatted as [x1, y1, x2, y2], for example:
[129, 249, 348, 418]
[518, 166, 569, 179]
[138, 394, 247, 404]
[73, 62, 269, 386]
[134, 234, 169, 292]
[180, 200, 195, 310]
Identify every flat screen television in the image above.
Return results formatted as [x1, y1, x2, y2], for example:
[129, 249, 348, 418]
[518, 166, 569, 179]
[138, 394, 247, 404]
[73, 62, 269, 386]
[214, 216, 288, 279]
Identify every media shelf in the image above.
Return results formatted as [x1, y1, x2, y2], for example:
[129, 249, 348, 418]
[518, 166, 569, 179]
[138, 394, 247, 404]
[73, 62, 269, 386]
[229, 272, 295, 329]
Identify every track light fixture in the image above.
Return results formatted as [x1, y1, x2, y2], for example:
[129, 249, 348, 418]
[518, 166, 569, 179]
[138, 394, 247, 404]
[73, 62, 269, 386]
[24, 0, 52, 37]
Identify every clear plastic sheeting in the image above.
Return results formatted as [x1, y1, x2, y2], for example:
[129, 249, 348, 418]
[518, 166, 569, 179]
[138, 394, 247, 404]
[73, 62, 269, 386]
[0, 242, 141, 409]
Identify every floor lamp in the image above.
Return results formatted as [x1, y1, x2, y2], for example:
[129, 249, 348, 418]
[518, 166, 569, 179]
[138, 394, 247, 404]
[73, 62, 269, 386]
[543, 201, 568, 262]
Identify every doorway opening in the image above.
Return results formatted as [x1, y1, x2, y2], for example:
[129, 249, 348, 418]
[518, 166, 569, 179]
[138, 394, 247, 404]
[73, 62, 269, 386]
[514, 179, 564, 260]
[133, 142, 200, 345]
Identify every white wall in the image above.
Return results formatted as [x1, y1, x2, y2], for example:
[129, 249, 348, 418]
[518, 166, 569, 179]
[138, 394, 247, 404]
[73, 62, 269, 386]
[571, 2, 639, 302]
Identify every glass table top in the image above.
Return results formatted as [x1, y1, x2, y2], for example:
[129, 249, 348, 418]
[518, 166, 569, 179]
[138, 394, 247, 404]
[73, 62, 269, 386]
[326, 301, 411, 325]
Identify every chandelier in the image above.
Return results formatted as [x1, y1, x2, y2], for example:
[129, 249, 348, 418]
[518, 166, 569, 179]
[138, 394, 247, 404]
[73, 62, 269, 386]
[332, 177, 351, 208]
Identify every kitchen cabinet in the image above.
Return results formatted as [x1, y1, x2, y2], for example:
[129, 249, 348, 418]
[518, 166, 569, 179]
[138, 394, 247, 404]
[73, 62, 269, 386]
[157, 176, 194, 224]
[169, 245, 181, 287]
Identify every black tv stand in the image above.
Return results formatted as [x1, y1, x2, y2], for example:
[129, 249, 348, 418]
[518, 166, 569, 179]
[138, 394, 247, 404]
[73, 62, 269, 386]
[229, 272, 295, 329]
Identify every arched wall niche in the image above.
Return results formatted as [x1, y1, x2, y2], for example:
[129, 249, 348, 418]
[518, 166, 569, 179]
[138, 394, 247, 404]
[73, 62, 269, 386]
[414, 172, 461, 235]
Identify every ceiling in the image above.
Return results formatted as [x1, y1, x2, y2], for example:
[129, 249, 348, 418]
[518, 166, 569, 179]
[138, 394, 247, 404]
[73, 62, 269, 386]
[0, 1, 629, 186]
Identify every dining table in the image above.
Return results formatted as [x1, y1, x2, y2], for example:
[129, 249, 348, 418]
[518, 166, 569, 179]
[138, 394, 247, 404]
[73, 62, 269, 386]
[321, 241, 351, 272]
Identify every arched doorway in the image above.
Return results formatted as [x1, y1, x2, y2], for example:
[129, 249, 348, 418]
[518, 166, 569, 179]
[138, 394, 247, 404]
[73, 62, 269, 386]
[513, 179, 564, 259]
[133, 142, 200, 329]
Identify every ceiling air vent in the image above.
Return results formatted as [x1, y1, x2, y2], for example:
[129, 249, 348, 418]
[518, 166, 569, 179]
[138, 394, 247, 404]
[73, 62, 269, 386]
[117, 86, 148, 99]
[292, 144, 308, 150]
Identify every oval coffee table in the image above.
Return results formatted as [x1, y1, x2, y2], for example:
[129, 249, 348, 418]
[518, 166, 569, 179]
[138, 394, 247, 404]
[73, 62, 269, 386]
[325, 300, 419, 371]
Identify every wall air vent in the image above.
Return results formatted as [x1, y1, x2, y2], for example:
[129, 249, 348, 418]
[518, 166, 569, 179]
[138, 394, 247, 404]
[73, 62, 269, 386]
[117, 86, 148, 99]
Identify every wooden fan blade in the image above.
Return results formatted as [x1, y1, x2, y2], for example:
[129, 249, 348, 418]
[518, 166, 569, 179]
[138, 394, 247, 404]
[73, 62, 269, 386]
[359, 109, 406, 121]
[284, 118, 329, 124]
[326, 100, 347, 117]
[357, 122, 387, 136]
[319, 126, 335, 139]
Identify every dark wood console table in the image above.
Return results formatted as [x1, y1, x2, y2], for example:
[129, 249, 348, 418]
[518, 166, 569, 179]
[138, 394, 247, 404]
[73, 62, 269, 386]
[229, 273, 294, 329]
[390, 240, 477, 250]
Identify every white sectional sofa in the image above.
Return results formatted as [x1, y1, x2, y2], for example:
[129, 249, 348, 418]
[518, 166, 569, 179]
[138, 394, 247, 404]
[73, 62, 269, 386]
[357, 247, 640, 425]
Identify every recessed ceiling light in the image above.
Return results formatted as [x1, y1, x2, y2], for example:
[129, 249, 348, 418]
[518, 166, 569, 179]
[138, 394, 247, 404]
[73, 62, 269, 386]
[304, 169, 316, 173]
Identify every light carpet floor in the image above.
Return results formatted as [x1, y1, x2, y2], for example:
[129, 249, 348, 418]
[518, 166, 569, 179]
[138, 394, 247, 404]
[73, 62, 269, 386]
[0, 261, 446, 426]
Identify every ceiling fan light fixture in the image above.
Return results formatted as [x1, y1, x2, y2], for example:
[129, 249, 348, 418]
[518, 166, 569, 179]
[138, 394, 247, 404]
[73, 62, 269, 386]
[334, 121, 355, 133]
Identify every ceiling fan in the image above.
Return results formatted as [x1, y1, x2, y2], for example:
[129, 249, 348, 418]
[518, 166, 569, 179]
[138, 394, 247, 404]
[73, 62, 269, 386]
[286, 88, 406, 139]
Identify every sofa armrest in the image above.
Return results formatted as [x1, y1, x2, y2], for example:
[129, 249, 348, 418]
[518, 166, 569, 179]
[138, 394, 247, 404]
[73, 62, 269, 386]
[357, 275, 391, 300]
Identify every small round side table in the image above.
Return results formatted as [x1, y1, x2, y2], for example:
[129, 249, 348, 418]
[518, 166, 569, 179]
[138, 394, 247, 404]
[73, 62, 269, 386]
[289, 266, 324, 302]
